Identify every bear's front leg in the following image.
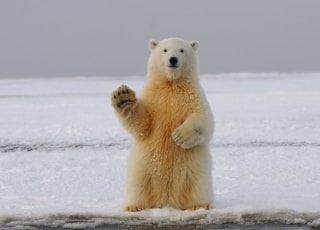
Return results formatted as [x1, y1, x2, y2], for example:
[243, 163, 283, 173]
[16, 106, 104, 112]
[111, 85, 152, 137]
[172, 113, 207, 149]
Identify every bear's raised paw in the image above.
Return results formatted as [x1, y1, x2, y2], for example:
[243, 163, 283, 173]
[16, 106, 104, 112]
[111, 85, 137, 114]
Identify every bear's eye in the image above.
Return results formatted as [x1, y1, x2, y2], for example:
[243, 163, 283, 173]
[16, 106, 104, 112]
[163, 49, 167, 53]
[180, 49, 184, 53]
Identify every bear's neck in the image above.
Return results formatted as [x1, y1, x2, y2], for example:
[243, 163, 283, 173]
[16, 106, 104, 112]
[147, 70, 199, 88]
[149, 75, 197, 89]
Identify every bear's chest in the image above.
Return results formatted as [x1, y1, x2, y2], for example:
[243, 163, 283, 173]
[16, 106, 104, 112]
[143, 87, 200, 140]
[139, 86, 203, 166]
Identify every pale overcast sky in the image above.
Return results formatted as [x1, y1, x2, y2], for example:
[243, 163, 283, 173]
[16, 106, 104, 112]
[0, 0, 319, 78]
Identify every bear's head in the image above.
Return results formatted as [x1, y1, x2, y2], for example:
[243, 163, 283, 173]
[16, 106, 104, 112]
[147, 38, 199, 81]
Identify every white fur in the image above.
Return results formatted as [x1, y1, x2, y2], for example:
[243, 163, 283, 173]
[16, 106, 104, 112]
[112, 38, 214, 211]
[148, 38, 199, 81]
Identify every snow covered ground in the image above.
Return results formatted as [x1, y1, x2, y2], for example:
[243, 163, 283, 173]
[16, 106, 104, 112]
[0, 73, 320, 229]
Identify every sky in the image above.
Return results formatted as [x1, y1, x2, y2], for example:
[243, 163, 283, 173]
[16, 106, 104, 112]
[0, 0, 320, 78]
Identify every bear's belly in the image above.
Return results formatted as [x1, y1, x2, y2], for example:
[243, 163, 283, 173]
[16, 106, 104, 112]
[141, 116, 200, 179]
[137, 93, 205, 192]
[139, 128, 205, 205]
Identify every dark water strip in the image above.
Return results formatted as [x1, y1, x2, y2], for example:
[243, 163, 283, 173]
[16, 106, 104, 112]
[1, 140, 319, 153]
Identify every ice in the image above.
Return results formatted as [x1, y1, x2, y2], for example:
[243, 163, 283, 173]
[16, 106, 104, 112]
[310, 218, 320, 228]
[0, 73, 320, 228]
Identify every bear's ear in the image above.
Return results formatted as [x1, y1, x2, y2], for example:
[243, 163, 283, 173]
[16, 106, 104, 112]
[149, 40, 159, 51]
[189, 40, 199, 51]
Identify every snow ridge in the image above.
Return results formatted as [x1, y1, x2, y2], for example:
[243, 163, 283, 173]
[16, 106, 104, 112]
[1, 209, 320, 229]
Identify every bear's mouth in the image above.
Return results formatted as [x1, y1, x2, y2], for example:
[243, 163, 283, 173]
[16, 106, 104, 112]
[168, 64, 179, 68]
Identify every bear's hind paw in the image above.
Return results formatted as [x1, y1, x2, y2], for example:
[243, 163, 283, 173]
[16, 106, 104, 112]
[124, 205, 145, 212]
[187, 204, 212, 211]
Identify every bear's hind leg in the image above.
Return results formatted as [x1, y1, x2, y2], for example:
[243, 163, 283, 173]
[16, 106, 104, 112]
[124, 180, 152, 212]
[170, 155, 213, 211]
[124, 166, 160, 212]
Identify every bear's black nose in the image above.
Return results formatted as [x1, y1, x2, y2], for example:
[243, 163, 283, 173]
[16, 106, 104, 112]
[169, 57, 178, 66]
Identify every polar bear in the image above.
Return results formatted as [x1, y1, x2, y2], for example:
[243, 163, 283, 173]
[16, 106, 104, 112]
[111, 38, 214, 212]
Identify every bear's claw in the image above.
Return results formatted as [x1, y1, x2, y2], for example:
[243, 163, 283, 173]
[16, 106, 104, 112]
[187, 204, 212, 210]
[125, 205, 145, 212]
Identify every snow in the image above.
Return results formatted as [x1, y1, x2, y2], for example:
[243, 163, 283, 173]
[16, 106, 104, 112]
[0, 73, 320, 228]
